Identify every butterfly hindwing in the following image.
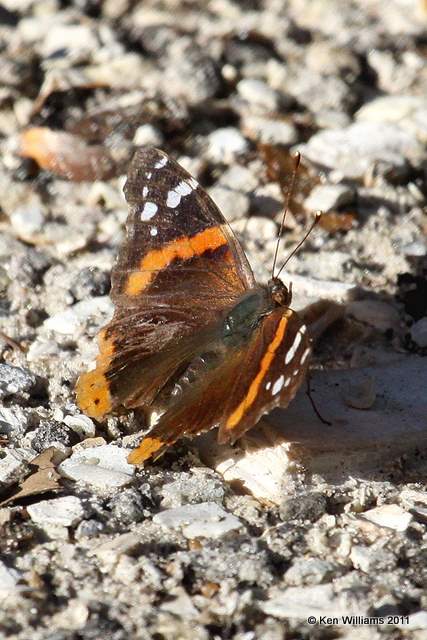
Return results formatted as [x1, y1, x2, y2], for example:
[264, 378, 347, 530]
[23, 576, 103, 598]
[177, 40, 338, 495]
[128, 308, 311, 463]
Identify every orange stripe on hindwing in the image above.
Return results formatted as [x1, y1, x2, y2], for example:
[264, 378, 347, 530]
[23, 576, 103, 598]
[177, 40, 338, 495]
[127, 436, 166, 464]
[126, 226, 228, 296]
[225, 315, 289, 429]
[76, 328, 114, 419]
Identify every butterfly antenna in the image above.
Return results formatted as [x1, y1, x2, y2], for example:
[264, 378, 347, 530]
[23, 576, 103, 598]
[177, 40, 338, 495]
[271, 151, 301, 279]
[275, 211, 322, 279]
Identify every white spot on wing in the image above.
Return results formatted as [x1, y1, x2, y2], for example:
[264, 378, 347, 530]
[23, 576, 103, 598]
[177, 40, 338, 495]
[300, 324, 307, 334]
[272, 375, 284, 395]
[188, 177, 198, 190]
[265, 381, 271, 390]
[284, 377, 291, 387]
[141, 202, 158, 220]
[300, 347, 311, 365]
[167, 190, 181, 208]
[142, 186, 148, 197]
[166, 180, 194, 209]
[146, 172, 152, 179]
[285, 330, 302, 365]
[150, 227, 158, 236]
[175, 180, 193, 196]
[154, 156, 168, 169]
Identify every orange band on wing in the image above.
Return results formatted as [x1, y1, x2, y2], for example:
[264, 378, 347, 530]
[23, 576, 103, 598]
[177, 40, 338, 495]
[76, 329, 114, 419]
[225, 315, 288, 430]
[126, 226, 227, 296]
[127, 436, 165, 465]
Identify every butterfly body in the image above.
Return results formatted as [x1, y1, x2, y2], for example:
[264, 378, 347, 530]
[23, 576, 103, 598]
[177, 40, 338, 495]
[76, 148, 311, 464]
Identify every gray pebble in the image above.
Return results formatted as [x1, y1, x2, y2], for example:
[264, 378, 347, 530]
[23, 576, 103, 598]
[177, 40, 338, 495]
[410, 317, 427, 348]
[0, 364, 38, 400]
[208, 185, 249, 222]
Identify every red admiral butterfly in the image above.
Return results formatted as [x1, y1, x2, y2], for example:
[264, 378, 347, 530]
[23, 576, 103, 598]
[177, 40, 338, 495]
[76, 148, 312, 464]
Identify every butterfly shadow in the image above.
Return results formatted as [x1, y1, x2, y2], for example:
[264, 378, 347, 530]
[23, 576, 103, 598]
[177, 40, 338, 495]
[196, 354, 427, 504]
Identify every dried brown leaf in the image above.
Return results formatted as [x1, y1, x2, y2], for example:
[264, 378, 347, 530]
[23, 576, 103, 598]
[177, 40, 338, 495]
[20, 127, 117, 181]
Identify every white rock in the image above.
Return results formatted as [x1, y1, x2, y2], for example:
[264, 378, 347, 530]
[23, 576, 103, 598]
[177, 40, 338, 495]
[0, 561, 20, 598]
[237, 79, 280, 111]
[219, 164, 259, 192]
[133, 124, 164, 147]
[356, 95, 427, 143]
[44, 296, 113, 335]
[304, 184, 354, 212]
[63, 414, 96, 438]
[285, 558, 334, 586]
[27, 338, 60, 362]
[0, 449, 29, 485]
[153, 502, 242, 539]
[362, 504, 412, 532]
[198, 424, 292, 506]
[42, 24, 99, 59]
[350, 545, 373, 573]
[51, 599, 89, 631]
[58, 445, 134, 490]
[347, 300, 399, 332]
[242, 115, 297, 145]
[208, 185, 249, 222]
[10, 198, 45, 238]
[261, 583, 364, 619]
[160, 587, 199, 619]
[299, 122, 424, 179]
[410, 317, 427, 348]
[399, 611, 427, 630]
[93, 532, 141, 570]
[27, 496, 84, 528]
[206, 128, 248, 163]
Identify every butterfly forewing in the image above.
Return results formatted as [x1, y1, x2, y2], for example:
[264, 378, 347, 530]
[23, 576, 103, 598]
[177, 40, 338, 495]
[77, 148, 255, 419]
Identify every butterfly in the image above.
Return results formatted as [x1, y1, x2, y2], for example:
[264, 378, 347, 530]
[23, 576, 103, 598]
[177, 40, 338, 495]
[76, 147, 312, 464]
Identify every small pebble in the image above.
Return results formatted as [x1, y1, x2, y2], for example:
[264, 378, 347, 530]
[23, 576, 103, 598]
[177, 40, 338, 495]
[133, 124, 164, 147]
[410, 317, 427, 348]
[58, 445, 135, 490]
[63, 414, 96, 438]
[0, 561, 20, 594]
[343, 376, 376, 410]
[27, 496, 85, 528]
[361, 504, 413, 532]
[304, 184, 354, 212]
[208, 185, 249, 222]
[153, 502, 242, 539]
[242, 115, 297, 145]
[10, 198, 45, 238]
[44, 296, 113, 335]
[206, 128, 249, 163]
[0, 364, 37, 399]
[347, 299, 399, 332]
[237, 79, 280, 111]
[299, 122, 423, 180]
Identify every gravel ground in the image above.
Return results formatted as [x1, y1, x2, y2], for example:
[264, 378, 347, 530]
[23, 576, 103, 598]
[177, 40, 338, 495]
[1, 1, 427, 638]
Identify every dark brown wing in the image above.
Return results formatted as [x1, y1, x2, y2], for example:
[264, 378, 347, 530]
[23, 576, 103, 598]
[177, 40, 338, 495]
[127, 308, 311, 464]
[77, 148, 255, 419]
